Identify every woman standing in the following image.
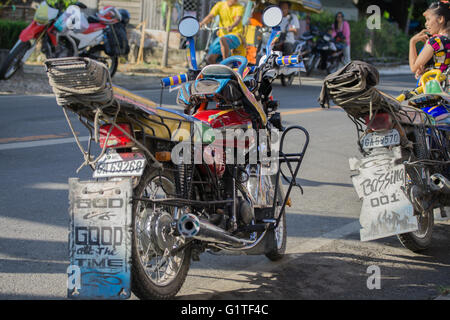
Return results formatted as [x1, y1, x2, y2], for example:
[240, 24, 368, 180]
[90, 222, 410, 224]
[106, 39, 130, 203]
[331, 12, 351, 64]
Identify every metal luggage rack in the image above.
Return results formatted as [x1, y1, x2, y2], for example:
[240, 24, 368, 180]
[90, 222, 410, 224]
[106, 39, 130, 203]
[271, 125, 310, 229]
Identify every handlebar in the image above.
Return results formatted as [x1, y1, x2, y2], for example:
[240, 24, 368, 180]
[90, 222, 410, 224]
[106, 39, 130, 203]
[161, 73, 188, 88]
[275, 55, 301, 67]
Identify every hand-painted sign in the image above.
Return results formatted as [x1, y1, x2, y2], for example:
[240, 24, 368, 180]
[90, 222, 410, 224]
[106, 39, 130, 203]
[68, 178, 132, 299]
[350, 147, 419, 241]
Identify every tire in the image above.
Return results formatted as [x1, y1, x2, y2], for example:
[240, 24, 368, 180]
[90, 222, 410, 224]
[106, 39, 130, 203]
[0, 41, 31, 80]
[265, 207, 287, 261]
[131, 167, 192, 300]
[281, 74, 294, 87]
[306, 54, 318, 76]
[326, 60, 340, 75]
[397, 127, 434, 252]
[86, 47, 118, 78]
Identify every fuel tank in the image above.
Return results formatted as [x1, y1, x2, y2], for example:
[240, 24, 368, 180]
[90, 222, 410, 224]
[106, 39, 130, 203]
[193, 108, 253, 130]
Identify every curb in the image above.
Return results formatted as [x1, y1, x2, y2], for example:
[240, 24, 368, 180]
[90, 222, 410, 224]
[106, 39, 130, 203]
[377, 65, 412, 76]
[435, 295, 450, 300]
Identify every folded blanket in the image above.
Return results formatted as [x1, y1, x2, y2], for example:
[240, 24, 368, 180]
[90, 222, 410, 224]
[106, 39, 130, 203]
[318, 61, 402, 118]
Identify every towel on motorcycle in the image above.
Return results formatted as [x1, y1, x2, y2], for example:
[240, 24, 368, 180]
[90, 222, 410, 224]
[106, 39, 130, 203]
[318, 60, 403, 118]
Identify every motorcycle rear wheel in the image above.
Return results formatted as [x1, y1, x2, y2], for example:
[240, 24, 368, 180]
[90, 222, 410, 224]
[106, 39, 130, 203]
[131, 167, 191, 299]
[0, 41, 31, 80]
[397, 126, 434, 252]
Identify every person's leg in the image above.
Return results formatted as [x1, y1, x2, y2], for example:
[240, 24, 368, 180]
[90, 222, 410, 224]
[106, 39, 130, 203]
[219, 35, 242, 59]
[219, 36, 231, 60]
[208, 37, 223, 64]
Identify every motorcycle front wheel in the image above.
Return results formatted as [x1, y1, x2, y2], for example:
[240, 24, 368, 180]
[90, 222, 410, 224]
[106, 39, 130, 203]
[265, 206, 287, 261]
[280, 74, 295, 87]
[131, 167, 192, 300]
[0, 40, 32, 80]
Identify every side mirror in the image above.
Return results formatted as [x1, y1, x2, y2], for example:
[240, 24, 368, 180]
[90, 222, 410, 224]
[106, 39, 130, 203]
[178, 16, 200, 38]
[262, 6, 283, 28]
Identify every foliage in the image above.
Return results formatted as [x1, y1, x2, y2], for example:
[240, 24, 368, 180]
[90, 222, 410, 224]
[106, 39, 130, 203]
[0, 19, 28, 49]
[309, 10, 409, 61]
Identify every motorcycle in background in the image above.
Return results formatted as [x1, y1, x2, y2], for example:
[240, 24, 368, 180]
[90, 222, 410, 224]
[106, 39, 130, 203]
[307, 31, 344, 76]
[256, 26, 306, 87]
[46, 5, 309, 299]
[0, 1, 129, 80]
[320, 63, 450, 252]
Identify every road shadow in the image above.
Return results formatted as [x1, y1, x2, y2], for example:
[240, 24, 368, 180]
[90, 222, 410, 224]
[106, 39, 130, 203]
[0, 237, 67, 274]
[177, 223, 450, 300]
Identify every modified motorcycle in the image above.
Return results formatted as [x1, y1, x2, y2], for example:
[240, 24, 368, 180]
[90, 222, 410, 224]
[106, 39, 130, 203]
[47, 6, 309, 299]
[320, 62, 450, 252]
[0, 1, 129, 80]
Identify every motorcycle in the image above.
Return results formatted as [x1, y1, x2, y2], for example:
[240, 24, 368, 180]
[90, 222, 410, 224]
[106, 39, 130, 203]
[0, 1, 129, 80]
[307, 31, 344, 76]
[257, 26, 306, 87]
[320, 62, 450, 252]
[294, 27, 320, 76]
[46, 6, 309, 299]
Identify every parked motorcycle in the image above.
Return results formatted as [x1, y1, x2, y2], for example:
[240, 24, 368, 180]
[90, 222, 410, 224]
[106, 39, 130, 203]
[257, 26, 306, 87]
[0, 1, 129, 80]
[46, 6, 309, 299]
[307, 31, 344, 76]
[294, 28, 320, 76]
[320, 62, 450, 252]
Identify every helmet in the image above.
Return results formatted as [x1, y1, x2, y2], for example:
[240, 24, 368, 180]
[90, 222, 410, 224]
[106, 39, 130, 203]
[119, 9, 130, 25]
[97, 6, 122, 24]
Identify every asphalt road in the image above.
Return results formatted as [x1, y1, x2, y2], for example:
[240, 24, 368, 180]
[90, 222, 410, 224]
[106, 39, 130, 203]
[0, 73, 449, 300]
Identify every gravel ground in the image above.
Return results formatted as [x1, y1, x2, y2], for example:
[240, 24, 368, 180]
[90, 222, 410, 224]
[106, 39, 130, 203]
[0, 63, 187, 95]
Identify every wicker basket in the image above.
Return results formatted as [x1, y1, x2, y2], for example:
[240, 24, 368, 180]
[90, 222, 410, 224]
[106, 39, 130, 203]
[45, 57, 114, 107]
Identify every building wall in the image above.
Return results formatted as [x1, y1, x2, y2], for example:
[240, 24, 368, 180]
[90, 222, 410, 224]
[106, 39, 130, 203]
[320, 0, 359, 21]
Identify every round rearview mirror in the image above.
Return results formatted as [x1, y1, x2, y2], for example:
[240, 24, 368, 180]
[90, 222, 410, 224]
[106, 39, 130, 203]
[178, 16, 200, 38]
[262, 6, 283, 28]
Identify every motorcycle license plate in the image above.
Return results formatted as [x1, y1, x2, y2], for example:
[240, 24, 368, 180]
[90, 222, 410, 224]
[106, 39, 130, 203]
[68, 178, 132, 299]
[93, 151, 146, 178]
[361, 129, 400, 150]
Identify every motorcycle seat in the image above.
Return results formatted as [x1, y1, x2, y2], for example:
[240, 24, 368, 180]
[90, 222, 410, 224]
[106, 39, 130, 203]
[87, 15, 100, 23]
[83, 22, 106, 34]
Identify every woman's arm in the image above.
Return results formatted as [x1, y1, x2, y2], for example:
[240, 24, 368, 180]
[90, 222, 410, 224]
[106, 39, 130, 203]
[409, 30, 433, 77]
[343, 21, 351, 45]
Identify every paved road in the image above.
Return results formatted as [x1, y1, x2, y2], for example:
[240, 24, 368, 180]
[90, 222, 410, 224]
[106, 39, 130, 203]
[0, 74, 449, 300]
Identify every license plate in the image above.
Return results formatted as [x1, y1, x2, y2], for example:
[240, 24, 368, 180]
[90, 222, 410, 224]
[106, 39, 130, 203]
[93, 151, 146, 178]
[361, 129, 400, 150]
[68, 178, 132, 299]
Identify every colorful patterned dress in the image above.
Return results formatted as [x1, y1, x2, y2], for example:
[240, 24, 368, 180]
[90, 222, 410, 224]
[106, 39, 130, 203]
[428, 35, 450, 72]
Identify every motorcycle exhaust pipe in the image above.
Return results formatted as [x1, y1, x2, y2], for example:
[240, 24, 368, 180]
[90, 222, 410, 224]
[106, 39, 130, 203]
[430, 174, 450, 194]
[177, 213, 254, 247]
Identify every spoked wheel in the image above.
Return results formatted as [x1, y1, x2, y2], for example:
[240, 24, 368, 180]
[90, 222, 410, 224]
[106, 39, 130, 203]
[0, 41, 31, 80]
[265, 205, 287, 261]
[131, 168, 191, 300]
[397, 127, 434, 252]
[86, 47, 118, 78]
